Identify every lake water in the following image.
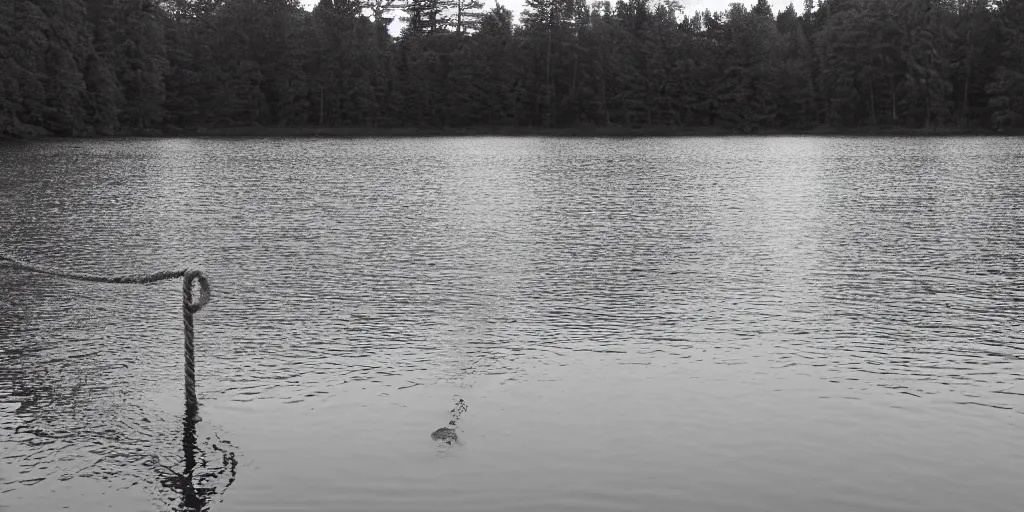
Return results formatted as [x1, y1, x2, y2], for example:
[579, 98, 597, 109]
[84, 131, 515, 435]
[1, 136, 1023, 512]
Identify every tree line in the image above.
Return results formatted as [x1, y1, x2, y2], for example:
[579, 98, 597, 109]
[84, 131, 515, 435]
[1, 0, 1022, 137]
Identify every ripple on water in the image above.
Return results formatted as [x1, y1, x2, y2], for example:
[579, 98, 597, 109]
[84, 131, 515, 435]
[1, 136, 1023, 511]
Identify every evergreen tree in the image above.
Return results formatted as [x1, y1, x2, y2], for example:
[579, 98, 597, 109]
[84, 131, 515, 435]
[987, 0, 1024, 128]
[447, 0, 486, 34]
[3, 0, 1024, 138]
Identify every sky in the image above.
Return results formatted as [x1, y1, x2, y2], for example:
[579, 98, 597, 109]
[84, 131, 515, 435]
[298, 0, 755, 22]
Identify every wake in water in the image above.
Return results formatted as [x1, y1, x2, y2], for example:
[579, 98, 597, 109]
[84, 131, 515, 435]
[431, 398, 468, 445]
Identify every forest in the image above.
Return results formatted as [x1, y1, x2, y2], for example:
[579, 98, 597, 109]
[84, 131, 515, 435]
[1, 0, 1022, 137]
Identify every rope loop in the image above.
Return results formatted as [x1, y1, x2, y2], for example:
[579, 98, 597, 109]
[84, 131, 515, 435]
[183, 270, 211, 314]
[2, 251, 211, 410]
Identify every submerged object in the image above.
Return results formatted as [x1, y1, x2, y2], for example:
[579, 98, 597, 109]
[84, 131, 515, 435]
[431, 425, 458, 443]
[432, 399, 468, 444]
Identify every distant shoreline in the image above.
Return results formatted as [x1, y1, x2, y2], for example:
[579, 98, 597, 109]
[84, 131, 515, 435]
[3, 124, 1020, 141]
[178, 125, 1019, 137]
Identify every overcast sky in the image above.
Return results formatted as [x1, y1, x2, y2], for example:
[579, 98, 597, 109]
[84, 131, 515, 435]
[298, 0, 759, 22]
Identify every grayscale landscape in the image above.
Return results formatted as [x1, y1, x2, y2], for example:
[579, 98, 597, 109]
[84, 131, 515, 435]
[2, 136, 1022, 511]
[2, 0, 1024, 510]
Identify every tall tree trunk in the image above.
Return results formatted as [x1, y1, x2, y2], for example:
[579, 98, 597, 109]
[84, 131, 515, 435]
[869, 76, 877, 125]
[962, 27, 971, 125]
[890, 76, 897, 123]
[570, 54, 577, 99]
[457, 0, 463, 34]
[924, 77, 932, 129]
[571, 53, 578, 124]
[602, 77, 610, 126]
[545, 28, 552, 127]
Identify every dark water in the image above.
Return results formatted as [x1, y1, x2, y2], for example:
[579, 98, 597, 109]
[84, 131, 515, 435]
[1, 137, 1023, 512]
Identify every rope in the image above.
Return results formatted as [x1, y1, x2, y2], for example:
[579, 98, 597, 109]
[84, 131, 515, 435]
[0, 252, 211, 411]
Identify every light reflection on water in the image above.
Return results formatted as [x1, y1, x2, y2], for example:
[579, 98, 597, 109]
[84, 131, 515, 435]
[1, 136, 1023, 512]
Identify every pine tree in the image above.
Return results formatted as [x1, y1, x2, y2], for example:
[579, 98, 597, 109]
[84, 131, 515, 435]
[3, 0, 1024, 137]
[404, 0, 446, 35]
[986, 0, 1024, 128]
[447, 0, 486, 34]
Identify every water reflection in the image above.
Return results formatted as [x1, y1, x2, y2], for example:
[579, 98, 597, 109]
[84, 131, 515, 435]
[154, 408, 238, 512]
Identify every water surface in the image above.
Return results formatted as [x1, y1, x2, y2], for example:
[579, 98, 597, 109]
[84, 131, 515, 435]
[1, 136, 1023, 512]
